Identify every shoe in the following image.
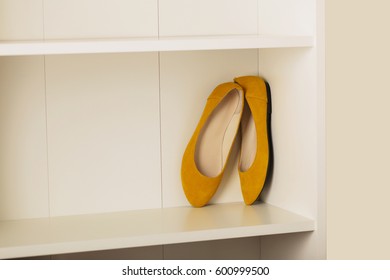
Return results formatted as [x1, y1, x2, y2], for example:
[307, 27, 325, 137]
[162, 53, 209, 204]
[181, 82, 244, 207]
[234, 76, 272, 205]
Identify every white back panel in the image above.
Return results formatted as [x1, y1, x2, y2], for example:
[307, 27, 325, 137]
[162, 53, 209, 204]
[159, 0, 258, 36]
[44, 0, 158, 39]
[45, 53, 161, 216]
[259, 0, 315, 35]
[0, 0, 43, 40]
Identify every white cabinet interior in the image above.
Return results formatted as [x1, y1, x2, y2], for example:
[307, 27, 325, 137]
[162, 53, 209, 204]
[0, 0, 325, 259]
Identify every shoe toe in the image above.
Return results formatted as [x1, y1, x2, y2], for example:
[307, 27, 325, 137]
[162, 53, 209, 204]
[181, 163, 222, 207]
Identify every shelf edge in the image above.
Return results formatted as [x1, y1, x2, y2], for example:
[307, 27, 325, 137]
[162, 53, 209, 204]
[0, 35, 314, 56]
[0, 202, 315, 259]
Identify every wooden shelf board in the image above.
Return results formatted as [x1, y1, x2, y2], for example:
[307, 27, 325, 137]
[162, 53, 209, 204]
[0, 202, 314, 259]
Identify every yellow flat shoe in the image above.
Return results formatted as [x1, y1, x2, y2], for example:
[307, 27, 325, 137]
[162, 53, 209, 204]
[234, 76, 272, 205]
[181, 82, 244, 207]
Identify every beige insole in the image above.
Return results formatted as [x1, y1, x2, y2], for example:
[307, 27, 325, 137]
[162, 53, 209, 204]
[239, 101, 257, 172]
[195, 88, 243, 177]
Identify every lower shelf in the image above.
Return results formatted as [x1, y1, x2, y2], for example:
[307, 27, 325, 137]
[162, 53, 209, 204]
[0, 202, 314, 259]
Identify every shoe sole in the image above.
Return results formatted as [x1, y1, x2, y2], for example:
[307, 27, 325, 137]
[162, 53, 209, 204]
[255, 80, 273, 202]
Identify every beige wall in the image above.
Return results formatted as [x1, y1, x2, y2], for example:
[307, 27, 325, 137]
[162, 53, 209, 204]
[326, 0, 390, 259]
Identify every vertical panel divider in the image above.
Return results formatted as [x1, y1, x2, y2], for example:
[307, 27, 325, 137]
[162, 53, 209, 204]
[43, 55, 51, 218]
[42, 0, 51, 217]
[257, 45, 263, 260]
[42, 0, 46, 40]
[158, 51, 164, 210]
[157, 0, 160, 39]
[157, 0, 164, 210]
[257, 1, 263, 257]
[256, 0, 260, 35]
[157, 2, 166, 258]
[316, 0, 326, 258]
[257, 0, 261, 76]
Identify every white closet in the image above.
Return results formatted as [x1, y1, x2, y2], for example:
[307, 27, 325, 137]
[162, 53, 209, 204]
[0, 0, 325, 259]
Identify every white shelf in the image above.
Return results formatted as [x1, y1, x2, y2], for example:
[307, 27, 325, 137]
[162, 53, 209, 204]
[0, 202, 314, 259]
[0, 35, 314, 56]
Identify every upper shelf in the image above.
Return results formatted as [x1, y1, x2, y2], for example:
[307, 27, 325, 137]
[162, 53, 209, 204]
[0, 202, 314, 259]
[0, 35, 314, 56]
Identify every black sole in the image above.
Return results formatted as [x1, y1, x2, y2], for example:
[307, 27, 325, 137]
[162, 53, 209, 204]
[254, 80, 273, 203]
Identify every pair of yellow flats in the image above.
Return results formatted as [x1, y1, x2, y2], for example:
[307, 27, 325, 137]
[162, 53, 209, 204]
[181, 76, 272, 207]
